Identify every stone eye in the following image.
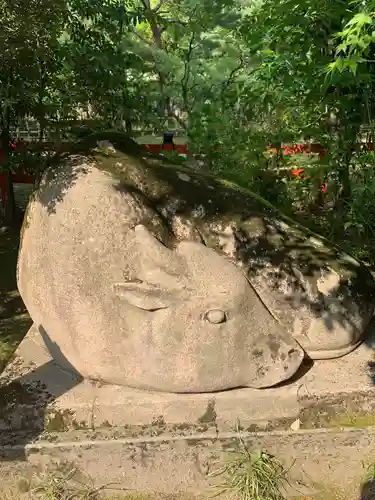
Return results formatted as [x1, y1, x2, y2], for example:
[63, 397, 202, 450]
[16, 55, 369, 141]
[204, 309, 227, 324]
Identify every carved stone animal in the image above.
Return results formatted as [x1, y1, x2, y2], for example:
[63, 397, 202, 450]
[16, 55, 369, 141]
[17, 132, 375, 392]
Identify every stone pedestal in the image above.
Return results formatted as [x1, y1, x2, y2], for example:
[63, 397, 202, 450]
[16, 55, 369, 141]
[1, 324, 375, 496]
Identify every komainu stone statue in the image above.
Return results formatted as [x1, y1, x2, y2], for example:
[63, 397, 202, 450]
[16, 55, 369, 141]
[17, 132, 375, 393]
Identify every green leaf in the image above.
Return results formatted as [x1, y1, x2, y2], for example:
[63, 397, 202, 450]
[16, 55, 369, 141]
[346, 58, 358, 74]
[347, 12, 373, 28]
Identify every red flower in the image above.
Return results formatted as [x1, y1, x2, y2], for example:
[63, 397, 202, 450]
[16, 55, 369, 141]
[291, 168, 305, 178]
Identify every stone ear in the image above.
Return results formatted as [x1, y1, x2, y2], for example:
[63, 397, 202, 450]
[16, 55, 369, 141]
[114, 282, 171, 311]
[115, 226, 187, 310]
[134, 225, 185, 278]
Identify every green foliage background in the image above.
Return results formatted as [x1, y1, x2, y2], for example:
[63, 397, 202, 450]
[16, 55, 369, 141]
[1, 0, 375, 261]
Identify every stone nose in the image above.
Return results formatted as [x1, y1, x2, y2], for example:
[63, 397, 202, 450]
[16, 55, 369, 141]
[205, 309, 227, 324]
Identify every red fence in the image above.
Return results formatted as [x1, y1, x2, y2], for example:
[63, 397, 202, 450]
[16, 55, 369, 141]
[144, 143, 188, 154]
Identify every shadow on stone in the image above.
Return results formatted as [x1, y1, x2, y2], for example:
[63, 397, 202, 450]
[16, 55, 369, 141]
[27, 132, 375, 389]
[274, 357, 315, 388]
[34, 133, 375, 356]
[36, 160, 89, 215]
[364, 320, 375, 386]
[0, 326, 83, 461]
[360, 479, 375, 500]
[111, 157, 375, 361]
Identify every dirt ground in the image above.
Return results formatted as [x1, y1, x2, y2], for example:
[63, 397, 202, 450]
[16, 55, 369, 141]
[0, 226, 31, 373]
[0, 183, 34, 372]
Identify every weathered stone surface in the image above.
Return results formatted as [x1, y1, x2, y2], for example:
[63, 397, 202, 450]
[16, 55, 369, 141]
[3, 323, 375, 436]
[17, 132, 375, 392]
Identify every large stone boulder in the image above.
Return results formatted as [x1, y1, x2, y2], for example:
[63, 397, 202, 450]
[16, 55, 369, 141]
[17, 132, 375, 393]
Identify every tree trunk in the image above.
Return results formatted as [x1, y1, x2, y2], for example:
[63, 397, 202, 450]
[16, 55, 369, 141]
[146, 2, 168, 121]
[337, 133, 353, 202]
[125, 119, 132, 135]
[4, 166, 16, 226]
[34, 116, 46, 187]
[338, 159, 351, 201]
[1, 121, 16, 226]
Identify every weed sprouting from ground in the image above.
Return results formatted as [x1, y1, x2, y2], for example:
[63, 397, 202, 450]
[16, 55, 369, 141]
[209, 436, 291, 500]
[31, 466, 100, 499]
[30, 464, 129, 499]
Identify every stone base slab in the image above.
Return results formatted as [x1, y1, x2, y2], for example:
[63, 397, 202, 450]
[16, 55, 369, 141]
[1, 323, 375, 432]
[0, 328, 375, 499]
[1, 325, 375, 496]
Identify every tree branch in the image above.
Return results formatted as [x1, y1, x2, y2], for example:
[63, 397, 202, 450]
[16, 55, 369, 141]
[153, 0, 166, 12]
[220, 55, 245, 98]
[158, 17, 187, 27]
[170, 110, 188, 130]
[132, 28, 152, 45]
[180, 31, 196, 111]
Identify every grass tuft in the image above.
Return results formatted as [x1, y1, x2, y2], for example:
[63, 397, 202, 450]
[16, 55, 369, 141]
[30, 464, 130, 499]
[209, 436, 291, 500]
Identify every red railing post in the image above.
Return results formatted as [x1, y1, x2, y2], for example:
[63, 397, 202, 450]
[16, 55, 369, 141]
[0, 174, 6, 209]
